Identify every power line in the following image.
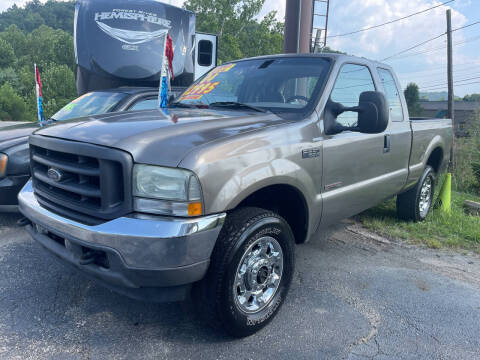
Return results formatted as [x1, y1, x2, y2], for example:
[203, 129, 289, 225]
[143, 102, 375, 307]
[327, 0, 454, 38]
[399, 67, 480, 81]
[420, 75, 480, 89]
[398, 61, 480, 74]
[388, 35, 480, 60]
[381, 33, 446, 61]
[421, 80, 480, 91]
[381, 19, 480, 61]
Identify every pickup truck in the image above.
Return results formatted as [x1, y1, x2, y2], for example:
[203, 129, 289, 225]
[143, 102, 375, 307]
[18, 54, 452, 337]
[0, 87, 161, 211]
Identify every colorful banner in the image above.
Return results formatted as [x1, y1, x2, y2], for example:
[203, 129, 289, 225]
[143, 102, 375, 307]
[179, 63, 236, 101]
[159, 33, 174, 108]
[34, 64, 45, 126]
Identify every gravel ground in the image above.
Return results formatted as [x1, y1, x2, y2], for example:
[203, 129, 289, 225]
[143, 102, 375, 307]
[1, 213, 479, 360]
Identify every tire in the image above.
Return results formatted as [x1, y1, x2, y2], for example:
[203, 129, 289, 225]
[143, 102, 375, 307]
[194, 207, 295, 337]
[396, 166, 435, 222]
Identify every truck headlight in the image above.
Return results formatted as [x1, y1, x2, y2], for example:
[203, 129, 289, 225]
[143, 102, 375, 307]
[133, 164, 203, 217]
[0, 153, 7, 179]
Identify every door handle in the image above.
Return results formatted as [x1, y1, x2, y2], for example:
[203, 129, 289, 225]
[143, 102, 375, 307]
[383, 134, 391, 153]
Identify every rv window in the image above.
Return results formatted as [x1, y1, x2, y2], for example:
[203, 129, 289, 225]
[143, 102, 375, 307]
[198, 40, 213, 67]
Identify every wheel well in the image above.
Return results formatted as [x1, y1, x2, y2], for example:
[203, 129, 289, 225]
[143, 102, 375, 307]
[426, 147, 443, 174]
[236, 185, 309, 244]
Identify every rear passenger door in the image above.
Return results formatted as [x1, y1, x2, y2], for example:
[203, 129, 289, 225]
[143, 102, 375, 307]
[376, 68, 411, 194]
[320, 63, 392, 225]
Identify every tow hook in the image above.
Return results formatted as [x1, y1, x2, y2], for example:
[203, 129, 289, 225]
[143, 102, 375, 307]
[79, 250, 105, 266]
[17, 217, 31, 227]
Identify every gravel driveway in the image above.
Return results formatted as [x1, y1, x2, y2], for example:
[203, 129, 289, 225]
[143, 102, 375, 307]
[1, 213, 479, 360]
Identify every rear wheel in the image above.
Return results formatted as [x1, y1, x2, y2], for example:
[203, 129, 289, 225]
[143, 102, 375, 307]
[397, 166, 435, 222]
[194, 207, 295, 337]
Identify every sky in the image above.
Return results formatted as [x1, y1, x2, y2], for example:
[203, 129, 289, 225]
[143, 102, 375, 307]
[1, 0, 480, 96]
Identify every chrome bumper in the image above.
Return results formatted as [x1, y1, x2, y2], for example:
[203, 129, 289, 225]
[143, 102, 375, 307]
[18, 180, 225, 292]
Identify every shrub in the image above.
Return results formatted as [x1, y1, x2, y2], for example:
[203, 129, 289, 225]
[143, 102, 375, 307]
[0, 82, 27, 121]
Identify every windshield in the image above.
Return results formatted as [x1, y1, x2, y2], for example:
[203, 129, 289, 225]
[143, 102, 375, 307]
[175, 57, 332, 114]
[51, 91, 127, 121]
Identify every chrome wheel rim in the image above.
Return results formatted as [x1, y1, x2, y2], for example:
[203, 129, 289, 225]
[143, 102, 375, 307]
[419, 176, 433, 217]
[233, 236, 284, 314]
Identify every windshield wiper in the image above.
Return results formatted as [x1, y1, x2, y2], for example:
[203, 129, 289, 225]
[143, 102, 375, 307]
[169, 102, 209, 109]
[208, 102, 267, 113]
[168, 102, 197, 108]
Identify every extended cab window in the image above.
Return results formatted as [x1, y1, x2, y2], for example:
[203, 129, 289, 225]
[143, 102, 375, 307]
[330, 64, 375, 127]
[378, 68, 404, 122]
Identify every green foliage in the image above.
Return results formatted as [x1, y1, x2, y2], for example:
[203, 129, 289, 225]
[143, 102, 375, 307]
[404, 82, 422, 116]
[0, 82, 27, 121]
[0, 1, 77, 122]
[453, 112, 480, 193]
[0, 1, 75, 34]
[41, 63, 77, 118]
[359, 189, 480, 252]
[0, 39, 15, 68]
[184, 0, 284, 63]
[463, 93, 480, 102]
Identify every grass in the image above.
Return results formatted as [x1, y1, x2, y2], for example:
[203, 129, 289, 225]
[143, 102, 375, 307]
[358, 114, 480, 252]
[358, 185, 480, 253]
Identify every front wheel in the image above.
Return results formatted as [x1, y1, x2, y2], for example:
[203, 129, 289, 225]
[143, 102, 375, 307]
[397, 166, 435, 222]
[194, 207, 295, 337]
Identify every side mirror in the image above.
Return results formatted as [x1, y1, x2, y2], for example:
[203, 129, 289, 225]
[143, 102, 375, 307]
[324, 91, 389, 135]
[357, 91, 389, 134]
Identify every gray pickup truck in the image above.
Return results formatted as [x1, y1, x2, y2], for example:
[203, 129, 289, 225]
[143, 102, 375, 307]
[18, 54, 452, 337]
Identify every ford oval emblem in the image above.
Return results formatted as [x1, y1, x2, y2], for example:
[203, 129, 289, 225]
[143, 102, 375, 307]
[47, 168, 63, 182]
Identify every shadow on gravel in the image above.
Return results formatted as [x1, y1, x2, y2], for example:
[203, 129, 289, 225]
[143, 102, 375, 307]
[0, 238, 235, 348]
[0, 212, 22, 228]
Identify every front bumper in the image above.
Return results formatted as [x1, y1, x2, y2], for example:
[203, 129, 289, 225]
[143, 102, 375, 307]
[0, 174, 30, 211]
[18, 180, 226, 302]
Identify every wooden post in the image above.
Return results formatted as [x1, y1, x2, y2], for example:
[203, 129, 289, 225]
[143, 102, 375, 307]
[446, 9, 455, 170]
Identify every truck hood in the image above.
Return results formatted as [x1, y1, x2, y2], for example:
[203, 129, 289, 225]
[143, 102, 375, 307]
[33, 108, 290, 167]
[0, 122, 39, 151]
[0, 122, 38, 142]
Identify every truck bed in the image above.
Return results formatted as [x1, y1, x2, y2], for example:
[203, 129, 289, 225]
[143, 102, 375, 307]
[407, 117, 453, 186]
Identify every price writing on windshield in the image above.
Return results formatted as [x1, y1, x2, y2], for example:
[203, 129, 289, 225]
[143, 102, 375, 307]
[179, 63, 236, 101]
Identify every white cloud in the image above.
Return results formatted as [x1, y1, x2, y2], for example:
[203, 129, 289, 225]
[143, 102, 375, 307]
[328, 0, 467, 60]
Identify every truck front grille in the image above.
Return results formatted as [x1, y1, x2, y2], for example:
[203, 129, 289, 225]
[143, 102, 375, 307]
[30, 136, 133, 225]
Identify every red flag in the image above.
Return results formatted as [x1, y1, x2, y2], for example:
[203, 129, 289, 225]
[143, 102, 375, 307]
[35, 66, 43, 97]
[165, 34, 174, 80]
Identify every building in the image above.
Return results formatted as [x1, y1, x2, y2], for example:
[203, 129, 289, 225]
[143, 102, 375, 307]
[419, 100, 480, 136]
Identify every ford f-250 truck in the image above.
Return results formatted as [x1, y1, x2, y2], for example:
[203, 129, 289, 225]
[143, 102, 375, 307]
[18, 54, 452, 337]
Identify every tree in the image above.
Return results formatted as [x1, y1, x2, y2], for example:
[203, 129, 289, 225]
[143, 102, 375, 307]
[41, 63, 77, 118]
[0, 25, 28, 58]
[463, 94, 480, 102]
[184, 0, 283, 63]
[0, 82, 27, 121]
[0, 39, 15, 68]
[0, 1, 75, 34]
[0, 67, 21, 89]
[404, 82, 422, 116]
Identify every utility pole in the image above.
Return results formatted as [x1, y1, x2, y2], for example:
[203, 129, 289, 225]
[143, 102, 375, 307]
[446, 9, 455, 170]
[284, 0, 313, 53]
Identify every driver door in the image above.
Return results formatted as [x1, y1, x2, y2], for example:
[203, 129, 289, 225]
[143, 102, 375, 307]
[320, 63, 392, 226]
